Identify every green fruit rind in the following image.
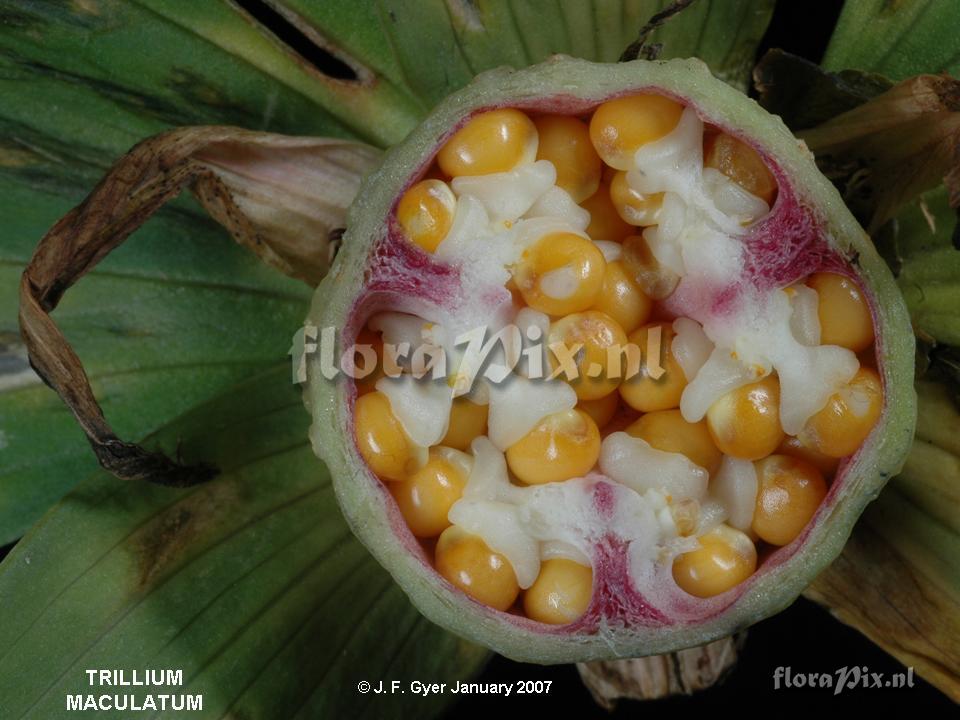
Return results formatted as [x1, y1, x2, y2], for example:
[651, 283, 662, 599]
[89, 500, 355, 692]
[305, 56, 917, 663]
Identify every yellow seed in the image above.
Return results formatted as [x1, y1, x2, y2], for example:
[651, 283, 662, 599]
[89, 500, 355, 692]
[354, 391, 420, 481]
[590, 260, 653, 334]
[534, 114, 602, 203]
[800, 367, 883, 458]
[620, 234, 679, 300]
[523, 559, 593, 624]
[589, 94, 685, 170]
[752, 454, 827, 546]
[391, 449, 467, 538]
[396, 179, 457, 253]
[548, 311, 628, 400]
[776, 435, 840, 478]
[441, 397, 489, 451]
[437, 108, 537, 177]
[619, 322, 687, 412]
[435, 526, 520, 611]
[353, 327, 383, 396]
[577, 393, 620, 430]
[609, 171, 664, 227]
[512, 232, 606, 316]
[807, 272, 875, 353]
[626, 409, 722, 476]
[672, 524, 757, 598]
[703, 130, 778, 206]
[581, 181, 633, 242]
[706, 376, 784, 460]
[506, 409, 601, 485]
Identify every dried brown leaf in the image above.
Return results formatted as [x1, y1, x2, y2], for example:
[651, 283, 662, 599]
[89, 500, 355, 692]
[805, 521, 960, 702]
[192, 134, 381, 284]
[805, 381, 960, 701]
[18, 126, 380, 486]
[798, 74, 960, 232]
[577, 634, 744, 707]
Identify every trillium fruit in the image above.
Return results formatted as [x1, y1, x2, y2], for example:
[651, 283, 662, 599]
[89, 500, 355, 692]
[305, 57, 916, 663]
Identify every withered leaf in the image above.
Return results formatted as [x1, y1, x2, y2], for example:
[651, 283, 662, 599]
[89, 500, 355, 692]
[798, 74, 960, 233]
[577, 634, 745, 707]
[805, 381, 960, 702]
[18, 126, 380, 486]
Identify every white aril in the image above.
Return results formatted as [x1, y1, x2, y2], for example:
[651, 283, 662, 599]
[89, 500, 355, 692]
[710, 456, 758, 532]
[525, 185, 590, 230]
[375, 374, 453, 448]
[599, 432, 709, 501]
[451, 160, 556, 223]
[486, 375, 576, 451]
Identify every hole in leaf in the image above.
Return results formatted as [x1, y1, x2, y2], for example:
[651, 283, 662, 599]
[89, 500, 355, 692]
[234, 0, 359, 81]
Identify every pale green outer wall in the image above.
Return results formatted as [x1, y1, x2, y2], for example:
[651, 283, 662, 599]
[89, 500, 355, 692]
[305, 57, 917, 663]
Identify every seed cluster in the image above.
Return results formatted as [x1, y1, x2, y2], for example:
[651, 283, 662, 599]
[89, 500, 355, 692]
[355, 96, 883, 622]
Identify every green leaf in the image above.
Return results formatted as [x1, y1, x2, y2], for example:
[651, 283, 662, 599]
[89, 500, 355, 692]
[369, 0, 774, 108]
[272, 0, 426, 109]
[890, 188, 960, 346]
[0, 0, 775, 180]
[0, 0, 423, 150]
[0, 364, 489, 718]
[823, 0, 960, 80]
[642, 0, 775, 92]
[897, 382, 960, 535]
